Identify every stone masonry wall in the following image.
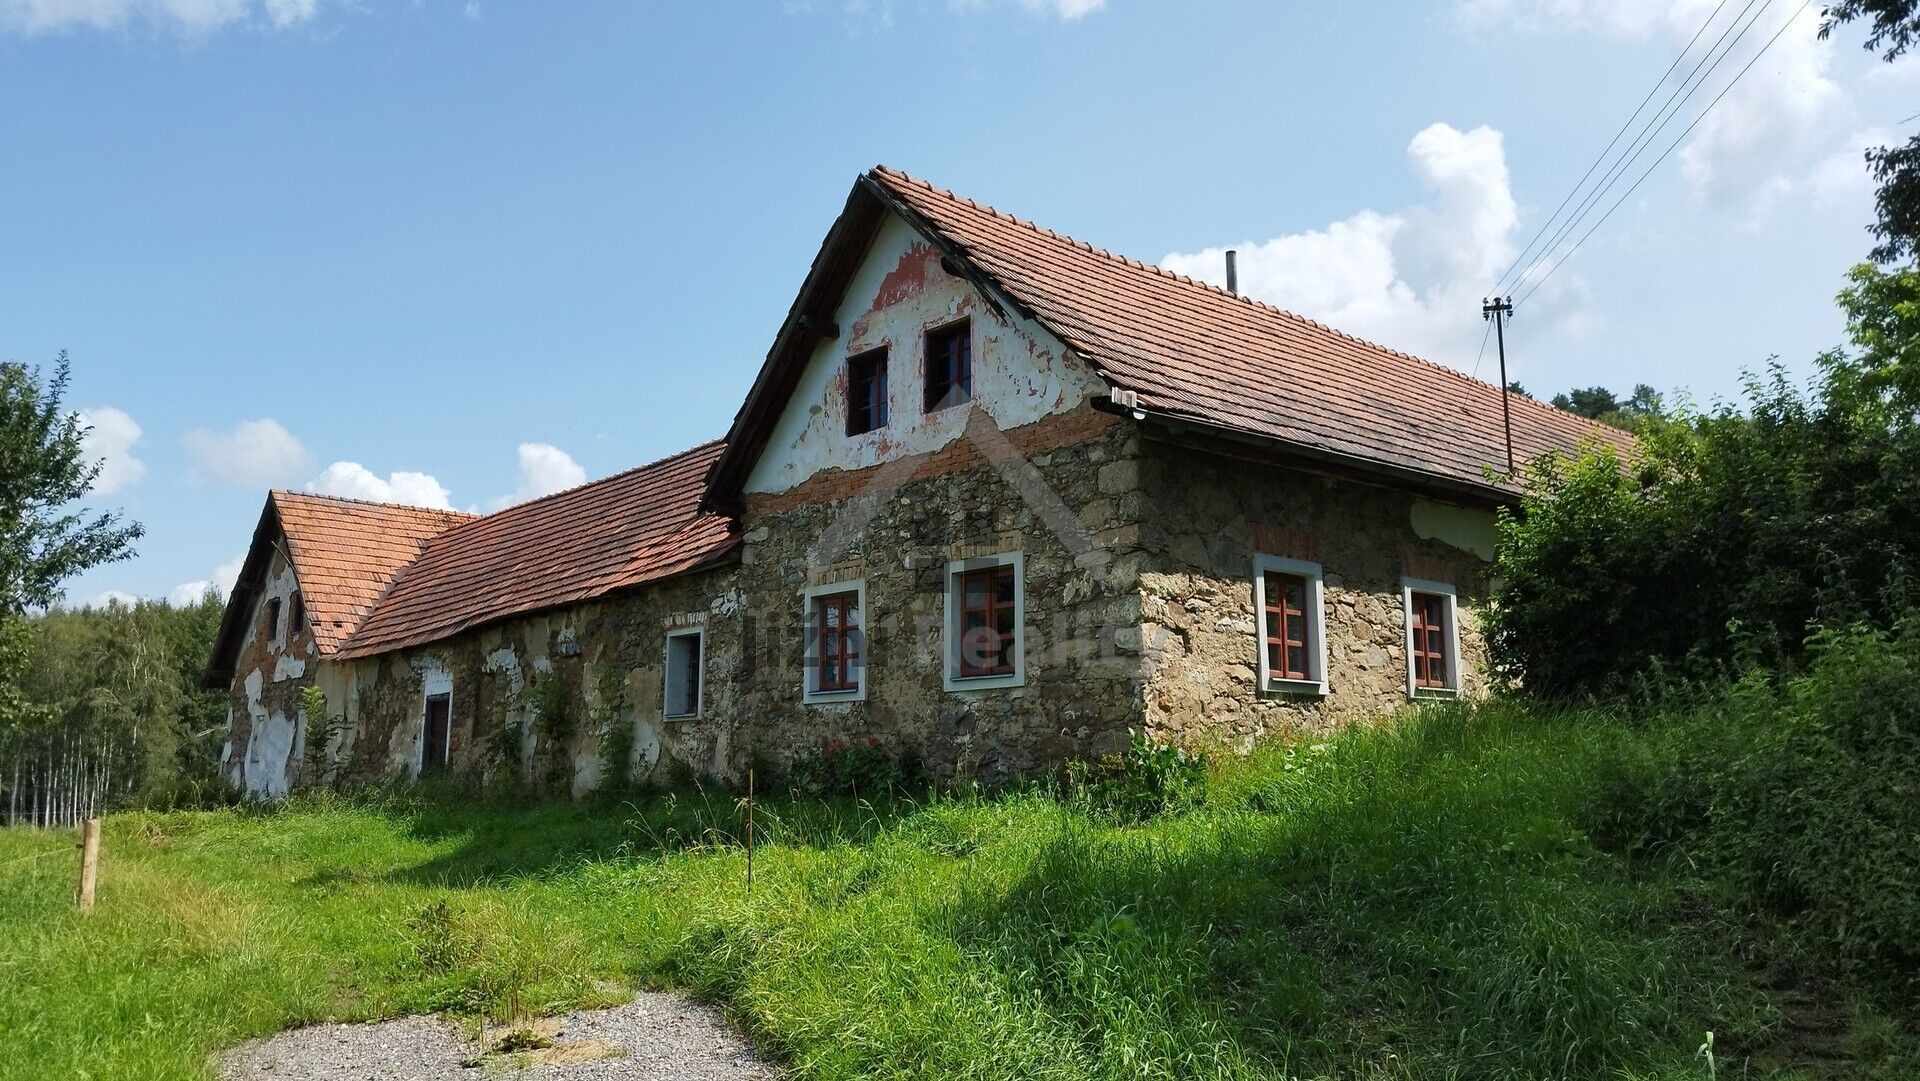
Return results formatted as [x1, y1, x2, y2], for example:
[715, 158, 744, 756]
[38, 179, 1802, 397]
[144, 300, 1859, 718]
[732, 404, 1149, 783]
[316, 566, 747, 794]
[1136, 436, 1495, 751]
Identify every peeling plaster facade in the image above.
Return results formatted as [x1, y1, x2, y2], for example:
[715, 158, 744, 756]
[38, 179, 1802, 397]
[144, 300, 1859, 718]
[745, 215, 1108, 497]
[220, 203, 1506, 799]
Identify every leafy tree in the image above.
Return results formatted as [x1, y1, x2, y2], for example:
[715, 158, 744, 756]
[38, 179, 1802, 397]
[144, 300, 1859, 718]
[0, 353, 142, 614]
[1821, 1, 1920, 263]
[1547, 384, 1665, 430]
[1493, 265, 1920, 696]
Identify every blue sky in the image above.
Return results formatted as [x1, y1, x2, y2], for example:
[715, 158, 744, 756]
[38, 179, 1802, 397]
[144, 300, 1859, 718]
[0, 0, 1909, 605]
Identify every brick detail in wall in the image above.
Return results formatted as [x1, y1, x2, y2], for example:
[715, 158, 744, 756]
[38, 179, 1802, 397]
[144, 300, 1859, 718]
[742, 407, 1121, 516]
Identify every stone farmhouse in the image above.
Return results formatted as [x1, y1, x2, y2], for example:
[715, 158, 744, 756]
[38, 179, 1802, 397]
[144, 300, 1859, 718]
[204, 167, 1629, 797]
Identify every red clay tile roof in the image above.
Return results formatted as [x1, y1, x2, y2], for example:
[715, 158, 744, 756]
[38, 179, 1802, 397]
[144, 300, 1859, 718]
[861, 166, 1633, 497]
[272, 492, 475, 655]
[333, 440, 736, 659]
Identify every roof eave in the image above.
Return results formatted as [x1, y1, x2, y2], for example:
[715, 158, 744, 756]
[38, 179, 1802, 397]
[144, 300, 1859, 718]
[327, 542, 744, 662]
[1093, 395, 1521, 508]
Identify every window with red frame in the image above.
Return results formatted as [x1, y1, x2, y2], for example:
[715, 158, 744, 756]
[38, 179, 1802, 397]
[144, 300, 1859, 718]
[1262, 572, 1311, 681]
[846, 349, 887, 436]
[814, 591, 861, 692]
[924, 321, 972, 412]
[955, 564, 1015, 677]
[1409, 591, 1450, 689]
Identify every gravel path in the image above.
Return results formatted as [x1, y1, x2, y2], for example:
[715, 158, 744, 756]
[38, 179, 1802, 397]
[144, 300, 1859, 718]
[218, 992, 782, 1080]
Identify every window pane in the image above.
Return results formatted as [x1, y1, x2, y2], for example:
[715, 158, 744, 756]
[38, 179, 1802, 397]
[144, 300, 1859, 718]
[824, 603, 841, 629]
[994, 567, 1015, 604]
[1283, 578, 1305, 609]
[963, 610, 986, 633]
[963, 575, 988, 605]
[1287, 645, 1307, 677]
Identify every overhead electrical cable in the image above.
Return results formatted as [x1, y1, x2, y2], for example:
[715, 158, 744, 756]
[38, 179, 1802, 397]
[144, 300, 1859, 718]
[1515, 0, 1814, 305]
[1490, 0, 1738, 295]
[1508, 0, 1777, 296]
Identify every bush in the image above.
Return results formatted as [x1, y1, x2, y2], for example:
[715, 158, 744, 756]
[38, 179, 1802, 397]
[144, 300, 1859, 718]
[1067, 730, 1205, 823]
[1706, 624, 1920, 987]
[1492, 264, 1920, 697]
[787, 737, 907, 798]
[1586, 623, 1920, 995]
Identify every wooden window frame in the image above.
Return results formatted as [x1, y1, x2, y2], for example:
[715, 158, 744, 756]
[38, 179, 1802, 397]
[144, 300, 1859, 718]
[663, 628, 705, 719]
[846, 349, 888, 436]
[1401, 579, 1461, 698]
[923, 319, 973, 413]
[1252, 555, 1327, 696]
[801, 580, 867, 704]
[942, 551, 1024, 692]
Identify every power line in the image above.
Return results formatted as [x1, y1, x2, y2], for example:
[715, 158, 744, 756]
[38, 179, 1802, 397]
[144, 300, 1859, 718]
[1509, 0, 1776, 296]
[1491, 0, 1738, 295]
[1516, 0, 1814, 306]
[1469, 315, 1495, 380]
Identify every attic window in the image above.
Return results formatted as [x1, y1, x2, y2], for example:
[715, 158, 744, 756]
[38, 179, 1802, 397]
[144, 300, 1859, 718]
[924, 320, 972, 413]
[265, 597, 283, 645]
[289, 593, 306, 637]
[847, 349, 888, 436]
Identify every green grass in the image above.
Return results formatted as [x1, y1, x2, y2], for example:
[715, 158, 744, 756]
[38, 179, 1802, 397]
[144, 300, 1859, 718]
[0, 703, 1891, 1080]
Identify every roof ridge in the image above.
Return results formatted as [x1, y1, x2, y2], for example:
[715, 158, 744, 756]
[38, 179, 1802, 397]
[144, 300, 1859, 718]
[272, 488, 479, 518]
[442, 437, 726, 527]
[868, 165, 1620, 438]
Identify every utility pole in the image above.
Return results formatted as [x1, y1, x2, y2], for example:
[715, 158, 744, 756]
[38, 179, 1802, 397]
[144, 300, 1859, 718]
[1482, 296, 1516, 474]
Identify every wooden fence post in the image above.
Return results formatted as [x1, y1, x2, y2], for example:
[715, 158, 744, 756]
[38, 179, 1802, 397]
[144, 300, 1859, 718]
[745, 768, 754, 897]
[76, 818, 100, 913]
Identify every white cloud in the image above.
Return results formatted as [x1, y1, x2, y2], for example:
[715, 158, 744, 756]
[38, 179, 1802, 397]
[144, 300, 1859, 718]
[167, 552, 244, 606]
[77, 405, 146, 496]
[307, 462, 454, 510]
[488, 442, 586, 510]
[87, 589, 140, 608]
[0, 0, 323, 34]
[1160, 122, 1582, 370]
[182, 418, 311, 487]
[1455, 0, 1845, 215]
[1810, 127, 1893, 211]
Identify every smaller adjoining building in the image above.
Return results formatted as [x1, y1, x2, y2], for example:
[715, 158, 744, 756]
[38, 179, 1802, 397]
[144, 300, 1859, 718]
[204, 166, 1632, 797]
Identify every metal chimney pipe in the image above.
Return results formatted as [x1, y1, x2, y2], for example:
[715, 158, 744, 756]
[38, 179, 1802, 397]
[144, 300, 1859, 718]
[1225, 250, 1238, 295]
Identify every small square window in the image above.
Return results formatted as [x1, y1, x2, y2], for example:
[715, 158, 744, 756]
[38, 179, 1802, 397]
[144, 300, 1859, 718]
[943, 552, 1024, 691]
[1254, 556, 1327, 695]
[664, 630, 704, 719]
[846, 350, 888, 436]
[1402, 579, 1461, 698]
[924, 320, 972, 413]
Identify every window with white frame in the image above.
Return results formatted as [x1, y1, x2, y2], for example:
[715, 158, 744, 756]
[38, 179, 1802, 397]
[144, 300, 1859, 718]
[942, 551, 1024, 691]
[802, 580, 867, 703]
[1253, 555, 1327, 695]
[1401, 579, 1461, 697]
[664, 628, 704, 718]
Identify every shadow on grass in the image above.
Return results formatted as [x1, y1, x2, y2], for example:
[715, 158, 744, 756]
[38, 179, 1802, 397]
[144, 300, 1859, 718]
[296, 780, 929, 888]
[925, 715, 1727, 1081]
